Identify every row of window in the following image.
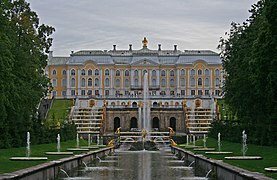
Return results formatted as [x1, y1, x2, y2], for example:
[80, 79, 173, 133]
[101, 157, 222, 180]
[51, 69, 221, 77]
[52, 77, 220, 88]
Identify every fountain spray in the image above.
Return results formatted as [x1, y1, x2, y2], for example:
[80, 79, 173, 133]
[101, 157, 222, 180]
[218, 132, 221, 152]
[26, 132, 30, 157]
[242, 130, 248, 156]
[57, 134, 61, 152]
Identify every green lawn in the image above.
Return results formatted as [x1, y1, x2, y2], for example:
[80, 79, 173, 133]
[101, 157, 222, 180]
[0, 140, 102, 174]
[178, 137, 277, 179]
[46, 99, 72, 125]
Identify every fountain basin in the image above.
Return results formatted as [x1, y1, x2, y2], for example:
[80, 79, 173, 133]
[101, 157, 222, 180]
[67, 148, 89, 151]
[80, 146, 99, 149]
[10, 157, 48, 161]
[194, 148, 215, 151]
[180, 145, 203, 149]
[45, 152, 74, 155]
[205, 151, 233, 155]
[264, 167, 277, 172]
[225, 156, 262, 160]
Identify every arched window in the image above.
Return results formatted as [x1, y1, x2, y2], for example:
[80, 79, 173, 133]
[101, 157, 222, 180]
[134, 70, 138, 76]
[215, 78, 220, 87]
[161, 79, 166, 87]
[134, 79, 139, 86]
[205, 78, 209, 87]
[95, 69, 99, 76]
[170, 70, 174, 77]
[124, 79, 129, 87]
[152, 79, 156, 86]
[71, 78, 75, 87]
[52, 79, 57, 86]
[81, 69, 86, 76]
[205, 69, 209, 76]
[215, 69, 220, 76]
[180, 78, 185, 86]
[62, 70, 66, 75]
[62, 78, 66, 87]
[105, 69, 109, 76]
[190, 78, 195, 86]
[105, 78, 110, 87]
[198, 69, 202, 76]
[116, 79, 120, 87]
[95, 78, 99, 86]
[190, 69, 195, 76]
[170, 79, 174, 87]
[198, 78, 202, 86]
[88, 69, 92, 76]
[116, 70, 120, 76]
[81, 78, 86, 87]
[71, 69, 75, 76]
[52, 70, 56, 75]
[161, 70, 166, 77]
[152, 70, 156, 76]
[181, 69, 185, 76]
[88, 78, 92, 87]
[143, 70, 147, 75]
[125, 70, 129, 76]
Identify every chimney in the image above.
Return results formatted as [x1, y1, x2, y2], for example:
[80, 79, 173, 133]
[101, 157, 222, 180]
[113, 45, 116, 51]
[174, 45, 177, 51]
[129, 44, 132, 51]
[49, 51, 53, 58]
[158, 44, 161, 51]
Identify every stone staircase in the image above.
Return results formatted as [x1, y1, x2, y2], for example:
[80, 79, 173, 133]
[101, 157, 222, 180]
[71, 106, 103, 135]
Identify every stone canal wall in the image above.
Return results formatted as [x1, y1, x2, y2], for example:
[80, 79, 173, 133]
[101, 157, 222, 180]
[171, 146, 273, 180]
[0, 147, 113, 180]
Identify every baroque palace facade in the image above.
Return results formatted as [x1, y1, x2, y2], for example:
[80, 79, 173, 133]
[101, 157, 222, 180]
[47, 38, 223, 135]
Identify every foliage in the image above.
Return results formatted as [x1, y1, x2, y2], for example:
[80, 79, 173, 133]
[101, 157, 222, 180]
[218, 0, 277, 145]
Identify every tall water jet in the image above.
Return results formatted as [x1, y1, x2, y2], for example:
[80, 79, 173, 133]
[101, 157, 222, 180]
[218, 132, 221, 152]
[76, 133, 79, 148]
[88, 134, 91, 146]
[242, 130, 247, 156]
[97, 134, 100, 145]
[142, 73, 151, 138]
[210, 97, 215, 119]
[57, 134, 61, 152]
[26, 132, 30, 157]
[203, 134, 206, 148]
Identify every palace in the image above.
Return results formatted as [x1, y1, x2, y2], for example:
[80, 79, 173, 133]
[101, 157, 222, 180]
[47, 38, 223, 136]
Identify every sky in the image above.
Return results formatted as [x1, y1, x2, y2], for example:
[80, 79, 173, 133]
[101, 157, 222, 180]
[27, 0, 258, 56]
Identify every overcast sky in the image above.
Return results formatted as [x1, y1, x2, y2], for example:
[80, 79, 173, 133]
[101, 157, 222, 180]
[27, 0, 257, 56]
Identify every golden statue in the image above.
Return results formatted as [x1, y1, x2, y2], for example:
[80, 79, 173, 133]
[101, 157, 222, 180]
[170, 139, 177, 146]
[142, 37, 148, 48]
[57, 119, 60, 129]
[141, 129, 147, 139]
[168, 127, 175, 138]
[115, 127, 121, 135]
[107, 139, 114, 147]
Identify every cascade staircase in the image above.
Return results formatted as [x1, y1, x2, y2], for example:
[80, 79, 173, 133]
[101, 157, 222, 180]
[118, 131, 170, 143]
[71, 106, 103, 135]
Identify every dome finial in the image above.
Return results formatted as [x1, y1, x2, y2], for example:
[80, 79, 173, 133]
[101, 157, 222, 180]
[142, 37, 148, 48]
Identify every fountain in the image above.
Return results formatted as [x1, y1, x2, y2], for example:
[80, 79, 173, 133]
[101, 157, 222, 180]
[205, 132, 233, 154]
[142, 72, 151, 139]
[225, 130, 262, 160]
[67, 133, 89, 152]
[10, 132, 48, 161]
[57, 134, 61, 152]
[194, 134, 215, 151]
[46, 134, 73, 155]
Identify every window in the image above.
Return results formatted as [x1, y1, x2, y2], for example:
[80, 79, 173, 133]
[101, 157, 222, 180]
[161, 79, 166, 87]
[180, 69, 185, 76]
[181, 90, 186, 95]
[161, 70, 166, 77]
[116, 70, 120, 76]
[134, 79, 139, 86]
[160, 91, 166, 96]
[116, 79, 120, 87]
[124, 79, 129, 87]
[152, 79, 156, 86]
[71, 90, 75, 96]
[52, 90, 56, 97]
[198, 90, 203, 95]
[71, 69, 75, 76]
[125, 70, 129, 76]
[143, 70, 147, 75]
[88, 69, 92, 76]
[170, 79, 174, 87]
[62, 70, 66, 75]
[170, 91, 175, 95]
[180, 78, 186, 86]
[81, 90, 86, 96]
[105, 90, 109, 96]
[215, 69, 220, 76]
[198, 78, 202, 86]
[95, 90, 99, 96]
[71, 78, 75, 87]
[105, 78, 110, 87]
[81, 78, 86, 87]
[170, 70, 174, 77]
[190, 69, 195, 76]
[205, 69, 209, 76]
[205, 90, 210, 96]
[88, 90, 92, 95]
[215, 78, 220, 87]
[134, 70, 138, 76]
[62, 91, 66, 96]
[215, 90, 220, 96]
[62, 79, 66, 87]
[190, 78, 195, 87]
[95, 78, 99, 87]
[52, 79, 57, 87]
[198, 69, 202, 76]
[191, 90, 195, 95]
[52, 70, 56, 75]
[81, 69, 85, 76]
[95, 69, 99, 76]
[88, 78, 92, 87]
[204, 78, 209, 87]
[152, 70, 156, 76]
[105, 69, 110, 76]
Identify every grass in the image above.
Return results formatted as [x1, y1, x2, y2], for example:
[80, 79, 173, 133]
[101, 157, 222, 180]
[177, 137, 277, 179]
[46, 99, 72, 125]
[0, 139, 103, 174]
